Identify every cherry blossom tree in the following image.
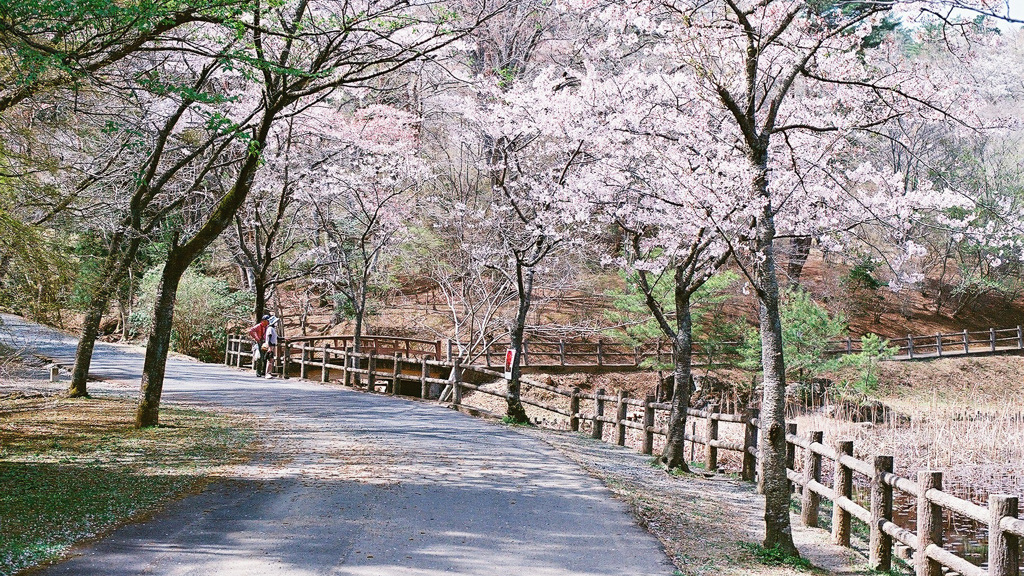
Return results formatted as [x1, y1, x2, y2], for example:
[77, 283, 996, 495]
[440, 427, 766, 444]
[571, 0, 994, 555]
[297, 104, 426, 351]
[458, 72, 597, 422]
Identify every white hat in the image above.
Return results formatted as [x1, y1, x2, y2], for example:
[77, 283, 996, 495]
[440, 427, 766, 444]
[268, 316, 279, 325]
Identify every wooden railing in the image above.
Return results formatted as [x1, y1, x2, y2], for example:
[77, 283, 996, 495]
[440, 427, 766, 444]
[285, 335, 443, 359]
[226, 335, 454, 395]
[226, 334, 443, 366]
[832, 326, 1024, 359]
[224, 333, 1023, 575]
[466, 324, 1024, 368]
[463, 339, 740, 369]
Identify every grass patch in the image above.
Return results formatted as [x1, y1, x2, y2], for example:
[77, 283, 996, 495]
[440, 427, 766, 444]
[0, 394, 257, 575]
[739, 542, 820, 572]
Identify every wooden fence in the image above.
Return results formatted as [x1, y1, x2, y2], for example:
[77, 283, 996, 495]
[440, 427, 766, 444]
[464, 339, 739, 368]
[468, 324, 1024, 368]
[224, 333, 1022, 576]
[860, 327, 1024, 360]
[228, 323, 1024, 374]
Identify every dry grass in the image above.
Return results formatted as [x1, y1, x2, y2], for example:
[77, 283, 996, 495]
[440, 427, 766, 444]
[0, 388, 259, 575]
[793, 355, 1024, 497]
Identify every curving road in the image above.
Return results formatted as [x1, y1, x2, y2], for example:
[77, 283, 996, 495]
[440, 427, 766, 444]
[1, 315, 675, 576]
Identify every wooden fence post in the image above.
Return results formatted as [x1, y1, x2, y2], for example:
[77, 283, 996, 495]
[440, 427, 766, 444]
[420, 358, 428, 399]
[596, 341, 603, 367]
[452, 358, 462, 406]
[991, 327, 997, 352]
[522, 342, 529, 367]
[741, 408, 759, 482]
[300, 345, 309, 379]
[342, 348, 351, 386]
[642, 394, 655, 455]
[224, 335, 231, 365]
[989, 494, 1019, 576]
[907, 335, 914, 359]
[615, 390, 627, 446]
[869, 455, 894, 572]
[322, 344, 331, 383]
[935, 334, 942, 357]
[591, 388, 605, 440]
[367, 355, 377, 391]
[570, 387, 581, 432]
[282, 343, 291, 379]
[705, 407, 718, 472]
[392, 352, 400, 395]
[916, 471, 943, 576]
[559, 340, 566, 366]
[1018, 326, 1023, 349]
[963, 329, 970, 354]
[801, 431, 824, 527]
[832, 440, 853, 547]
[237, 339, 245, 368]
[786, 423, 797, 493]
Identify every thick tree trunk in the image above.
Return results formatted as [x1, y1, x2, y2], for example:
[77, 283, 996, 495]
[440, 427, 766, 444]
[752, 157, 799, 556]
[133, 102, 279, 428]
[660, 274, 692, 471]
[506, 262, 533, 424]
[69, 235, 141, 397]
[68, 305, 104, 397]
[136, 263, 183, 428]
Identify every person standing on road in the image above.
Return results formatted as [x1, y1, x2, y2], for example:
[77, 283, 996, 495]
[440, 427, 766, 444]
[263, 316, 279, 379]
[249, 315, 271, 376]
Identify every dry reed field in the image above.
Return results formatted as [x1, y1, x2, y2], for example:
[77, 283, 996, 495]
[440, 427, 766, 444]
[793, 355, 1024, 499]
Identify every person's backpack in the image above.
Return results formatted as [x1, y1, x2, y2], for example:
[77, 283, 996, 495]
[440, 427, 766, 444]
[248, 322, 267, 343]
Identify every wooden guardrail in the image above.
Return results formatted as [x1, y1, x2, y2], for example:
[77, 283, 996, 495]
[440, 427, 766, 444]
[283, 335, 442, 360]
[225, 334, 1022, 576]
[462, 339, 740, 369]
[466, 324, 1024, 368]
[851, 326, 1024, 360]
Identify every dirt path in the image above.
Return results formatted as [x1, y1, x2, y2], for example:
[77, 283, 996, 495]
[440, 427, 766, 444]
[516, 428, 872, 576]
[2, 315, 674, 576]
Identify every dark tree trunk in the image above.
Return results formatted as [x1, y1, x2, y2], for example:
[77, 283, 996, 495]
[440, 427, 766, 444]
[752, 154, 798, 556]
[254, 276, 267, 321]
[136, 262, 183, 427]
[69, 305, 104, 397]
[660, 274, 692, 471]
[506, 260, 533, 424]
[69, 235, 141, 397]
[353, 304, 364, 353]
[785, 236, 811, 286]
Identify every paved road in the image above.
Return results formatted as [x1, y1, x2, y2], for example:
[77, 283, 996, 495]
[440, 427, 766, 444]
[1, 315, 675, 576]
